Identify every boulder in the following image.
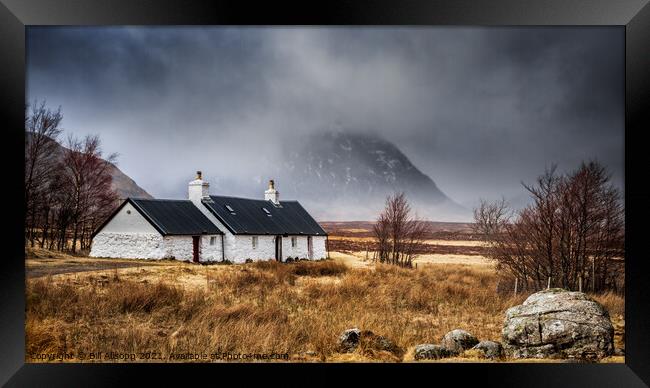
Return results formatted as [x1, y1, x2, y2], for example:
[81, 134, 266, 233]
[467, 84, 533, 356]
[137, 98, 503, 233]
[414, 344, 453, 360]
[441, 329, 479, 354]
[502, 288, 614, 359]
[472, 340, 504, 359]
[338, 328, 361, 352]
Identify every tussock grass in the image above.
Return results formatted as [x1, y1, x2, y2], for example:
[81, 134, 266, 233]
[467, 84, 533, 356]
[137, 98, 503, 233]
[25, 259, 623, 363]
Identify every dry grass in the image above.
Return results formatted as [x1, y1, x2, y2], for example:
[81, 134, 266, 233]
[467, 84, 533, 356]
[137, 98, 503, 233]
[25, 255, 624, 363]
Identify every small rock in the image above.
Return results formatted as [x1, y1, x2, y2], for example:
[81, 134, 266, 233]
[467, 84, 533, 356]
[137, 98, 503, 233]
[338, 328, 361, 352]
[472, 340, 504, 359]
[441, 329, 479, 354]
[414, 344, 453, 360]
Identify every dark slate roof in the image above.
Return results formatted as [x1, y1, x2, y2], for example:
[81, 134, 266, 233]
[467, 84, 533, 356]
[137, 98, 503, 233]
[201, 195, 327, 236]
[130, 199, 223, 235]
[93, 198, 223, 237]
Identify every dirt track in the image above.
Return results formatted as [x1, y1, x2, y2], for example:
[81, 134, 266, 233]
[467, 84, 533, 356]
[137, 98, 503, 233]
[26, 258, 161, 278]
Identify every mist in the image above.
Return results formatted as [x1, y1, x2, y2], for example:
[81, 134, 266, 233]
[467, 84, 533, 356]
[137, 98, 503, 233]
[26, 26, 624, 220]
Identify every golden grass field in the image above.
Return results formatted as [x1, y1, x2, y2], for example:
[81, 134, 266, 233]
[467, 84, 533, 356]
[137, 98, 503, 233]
[25, 244, 624, 363]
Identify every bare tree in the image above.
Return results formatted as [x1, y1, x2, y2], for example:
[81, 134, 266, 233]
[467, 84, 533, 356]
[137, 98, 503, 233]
[475, 161, 624, 293]
[25, 100, 63, 246]
[24, 100, 121, 253]
[472, 197, 511, 242]
[58, 134, 118, 252]
[373, 192, 430, 268]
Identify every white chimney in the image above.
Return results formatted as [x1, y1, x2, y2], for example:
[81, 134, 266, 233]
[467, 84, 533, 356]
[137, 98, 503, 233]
[188, 170, 209, 204]
[265, 179, 280, 205]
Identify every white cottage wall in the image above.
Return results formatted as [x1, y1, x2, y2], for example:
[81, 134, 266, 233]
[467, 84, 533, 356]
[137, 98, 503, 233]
[201, 235, 224, 262]
[161, 235, 224, 262]
[100, 202, 159, 234]
[282, 236, 308, 260]
[282, 236, 328, 260]
[90, 202, 165, 259]
[162, 236, 194, 261]
[90, 232, 164, 259]
[312, 236, 328, 260]
[228, 235, 276, 263]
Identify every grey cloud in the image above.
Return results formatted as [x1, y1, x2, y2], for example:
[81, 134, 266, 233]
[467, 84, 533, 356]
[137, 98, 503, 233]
[26, 26, 624, 214]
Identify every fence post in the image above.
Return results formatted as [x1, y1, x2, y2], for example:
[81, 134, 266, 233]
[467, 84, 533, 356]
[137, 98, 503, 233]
[547, 277, 551, 290]
[578, 275, 583, 293]
[514, 278, 518, 296]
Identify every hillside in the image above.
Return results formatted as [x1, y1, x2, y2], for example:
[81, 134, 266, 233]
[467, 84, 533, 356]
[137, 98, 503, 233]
[25, 132, 152, 200]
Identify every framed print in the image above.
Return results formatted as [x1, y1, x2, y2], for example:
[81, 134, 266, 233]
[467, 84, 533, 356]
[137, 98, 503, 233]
[1, 0, 649, 386]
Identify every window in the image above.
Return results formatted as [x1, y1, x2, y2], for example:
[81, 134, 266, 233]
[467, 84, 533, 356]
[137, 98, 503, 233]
[252, 236, 258, 249]
[210, 236, 216, 245]
[291, 237, 297, 248]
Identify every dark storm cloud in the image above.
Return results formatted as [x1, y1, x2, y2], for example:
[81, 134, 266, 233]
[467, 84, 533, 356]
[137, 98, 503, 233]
[26, 26, 624, 213]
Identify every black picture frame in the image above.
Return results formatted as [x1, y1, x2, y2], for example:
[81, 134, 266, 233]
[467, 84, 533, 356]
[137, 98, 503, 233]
[1, 1, 649, 386]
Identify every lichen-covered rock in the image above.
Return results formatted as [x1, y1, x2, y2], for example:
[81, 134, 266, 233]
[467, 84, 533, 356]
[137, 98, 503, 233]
[502, 288, 614, 359]
[472, 340, 504, 359]
[338, 328, 361, 352]
[414, 344, 453, 360]
[441, 329, 479, 354]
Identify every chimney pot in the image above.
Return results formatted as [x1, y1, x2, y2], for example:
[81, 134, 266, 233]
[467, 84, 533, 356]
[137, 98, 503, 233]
[196, 171, 202, 180]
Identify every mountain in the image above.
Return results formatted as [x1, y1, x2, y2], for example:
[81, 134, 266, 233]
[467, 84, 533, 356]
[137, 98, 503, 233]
[25, 132, 153, 200]
[105, 163, 153, 200]
[265, 131, 469, 221]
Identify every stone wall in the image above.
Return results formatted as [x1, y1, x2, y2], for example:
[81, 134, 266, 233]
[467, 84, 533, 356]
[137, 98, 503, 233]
[200, 234, 224, 262]
[228, 235, 276, 263]
[312, 235, 328, 260]
[162, 236, 194, 261]
[89, 232, 164, 259]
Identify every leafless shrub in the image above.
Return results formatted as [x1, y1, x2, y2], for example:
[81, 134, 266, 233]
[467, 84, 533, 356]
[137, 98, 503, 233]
[373, 193, 430, 268]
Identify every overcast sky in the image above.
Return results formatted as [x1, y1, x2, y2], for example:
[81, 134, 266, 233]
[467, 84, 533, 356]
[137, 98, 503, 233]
[26, 26, 624, 210]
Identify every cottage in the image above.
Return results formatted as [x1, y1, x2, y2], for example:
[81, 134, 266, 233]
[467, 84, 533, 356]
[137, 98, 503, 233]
[90, 172, 328, 263]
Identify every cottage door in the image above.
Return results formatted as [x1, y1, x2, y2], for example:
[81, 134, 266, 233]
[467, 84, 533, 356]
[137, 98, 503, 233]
[275, 236, 282, 262]
[192, 236, 200, 263]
